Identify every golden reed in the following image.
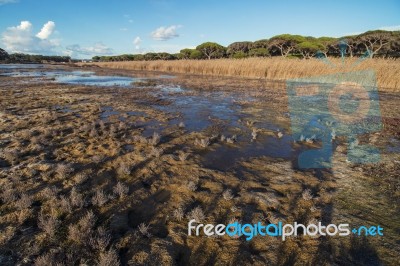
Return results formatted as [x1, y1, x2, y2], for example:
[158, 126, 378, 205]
[84, 57, 400, 91]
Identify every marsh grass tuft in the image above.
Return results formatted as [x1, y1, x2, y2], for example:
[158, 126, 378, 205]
[138, 223, 151, 238]
[186, 206, 205, 222]
[302, 189, 313, 201]
[92, 189, 109, 207]
[173, 207, 184, 221]
[38, 212, 60, 238]
[222, 189, 234, 201]
[178, 151, 189, 162]
[150, 132, 161, 146]
[113, 182, 129, 199]
[195, 137, 210, 148]
[56, 163, 74, 179]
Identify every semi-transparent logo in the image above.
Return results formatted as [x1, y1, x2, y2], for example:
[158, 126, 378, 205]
[286, 46, 381, 168]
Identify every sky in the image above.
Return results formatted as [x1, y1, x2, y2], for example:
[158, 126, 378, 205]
[0, 0, 399, 59]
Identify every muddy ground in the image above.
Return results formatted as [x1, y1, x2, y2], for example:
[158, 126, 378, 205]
[0, 64, 399, 265]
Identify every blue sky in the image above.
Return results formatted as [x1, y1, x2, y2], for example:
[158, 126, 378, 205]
[0, 0, 399, 58]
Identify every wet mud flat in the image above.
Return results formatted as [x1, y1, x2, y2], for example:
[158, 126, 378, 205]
[0, 64, 399, 265]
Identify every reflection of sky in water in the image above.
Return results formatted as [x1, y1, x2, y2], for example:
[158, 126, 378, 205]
[155, 92, 242, 132]
[0, 70, 94, 78]
[0, 64, 45, 69]
[202, 134, 294, 171]
[56, 74, 136, 86]
[160, 85, 184, 93]
[151, 89, 298, 170]
[1, 64, 178, 87]
[0, 64, 159, 87]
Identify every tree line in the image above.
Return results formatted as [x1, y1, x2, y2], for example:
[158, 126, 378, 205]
[92, 30, 400, 62]
[1, 30, 399, 63]
[0, 49, 71, 64]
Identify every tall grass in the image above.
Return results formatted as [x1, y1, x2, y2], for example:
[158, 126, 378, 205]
[85, 57, 400, 91]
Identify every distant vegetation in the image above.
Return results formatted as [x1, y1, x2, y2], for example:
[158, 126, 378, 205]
[0, 48, 71, 64]
[1, 30, 399, 64]
[92, 30, 400, 62]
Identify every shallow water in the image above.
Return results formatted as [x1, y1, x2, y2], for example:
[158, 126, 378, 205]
[2, 64, 393, 171]
[56, 72, 137, 86]
[156, 92, 242, 132]
[202, 134, 294, 171]
[0, 68, 138, 87]
[0, 63, 45, 69]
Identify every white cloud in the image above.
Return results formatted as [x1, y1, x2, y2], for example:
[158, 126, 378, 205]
[133, 36, 142, 49]
[0, 0, 18, 5]
[379, 25, 400, 31]
[128, 19, 133, 23]
[1, 20, 59, 54]
[65, 43, 113, 57]
[120, 28, 128, 31]
[150, 25, 181, 41]
[36, 21, 55, 40]
[16, 21, 32, 31]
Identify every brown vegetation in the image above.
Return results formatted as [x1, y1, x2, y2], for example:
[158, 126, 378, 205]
[85, 57, 400, 91]
[0, 66, 399, 265]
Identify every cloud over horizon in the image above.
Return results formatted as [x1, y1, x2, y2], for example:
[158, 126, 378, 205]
[36, 21, 56, 40]
[1, 20, 59, 54]
[133, 36, 142, 49]
[150, 25, 181, 41]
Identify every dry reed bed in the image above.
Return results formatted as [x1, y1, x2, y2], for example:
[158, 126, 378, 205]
[86, 58, 400, 92]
